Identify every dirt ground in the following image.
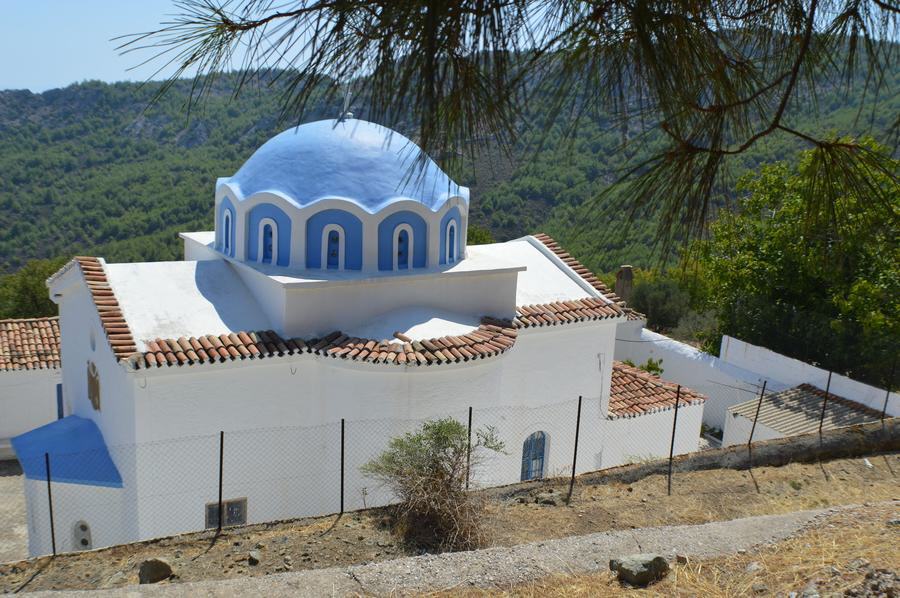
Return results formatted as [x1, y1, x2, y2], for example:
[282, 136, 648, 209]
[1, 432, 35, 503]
[464, 502, 900, 597]
[1, 453, 897, 593]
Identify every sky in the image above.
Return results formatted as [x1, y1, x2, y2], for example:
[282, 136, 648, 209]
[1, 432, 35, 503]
[0, 1, 198, 92]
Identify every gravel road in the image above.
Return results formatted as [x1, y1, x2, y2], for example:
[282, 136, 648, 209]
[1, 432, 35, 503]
[26, 506, 840, 597]
[0, 461, 27, 563]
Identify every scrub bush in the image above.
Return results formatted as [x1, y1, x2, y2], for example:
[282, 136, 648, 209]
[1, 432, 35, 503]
[362, 417, 504, 551]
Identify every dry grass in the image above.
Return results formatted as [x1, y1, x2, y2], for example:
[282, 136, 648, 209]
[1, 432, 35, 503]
[448, 502, 900, 597]
[486, 455, 900, 547]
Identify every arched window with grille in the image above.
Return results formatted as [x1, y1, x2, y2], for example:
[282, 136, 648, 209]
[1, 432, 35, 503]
[521, 431, 547, 481]
[326, 228, 342, 269]
[396, 228, 410, 269]
[261, 223, 275, 263]
[446, 221, 457, 263]
[223, 210, 232, 254]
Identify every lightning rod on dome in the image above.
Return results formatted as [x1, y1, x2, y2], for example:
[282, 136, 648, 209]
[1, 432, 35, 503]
[337, 83, 353, 123]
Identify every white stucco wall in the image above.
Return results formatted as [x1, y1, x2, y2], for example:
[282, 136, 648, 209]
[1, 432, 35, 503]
[88, 320, 614, 544]
[719, 336, 899, 417]
[721, 411, 783, 447]
[598, 403, 705, 469]
[614, 324, 790, 431]
[0, 368, 61, 459]
[23, 477, 128, 556]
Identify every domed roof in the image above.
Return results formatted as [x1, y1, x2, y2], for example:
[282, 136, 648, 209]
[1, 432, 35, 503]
[221, 119, 469, 212]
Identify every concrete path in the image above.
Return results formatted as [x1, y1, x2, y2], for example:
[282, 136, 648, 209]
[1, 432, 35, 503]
[0, 461, 27, 563]
[25, 507, 838, 597]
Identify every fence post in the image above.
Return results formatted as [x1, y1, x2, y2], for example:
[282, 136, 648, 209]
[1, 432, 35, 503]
[340, 418, 345, 514]
[748, 380, 768, 452]
[566, 396, 583, 504]
[465, 406, 473, 491]
[881, 357, 895, 421]
[45, 452, 56, 555]
[818, 371, 833, 435]
[667, 386, 682, 496]
[217, 431, 224, 533]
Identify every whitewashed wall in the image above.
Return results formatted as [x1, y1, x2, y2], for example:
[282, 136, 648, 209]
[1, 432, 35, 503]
[597, 403, 705, 469]
[0, 368, 61, 459]
[23, 477, 129, 556]
[719, 336, 899, 417]
[614, 323, 790, 430]
[721, 412, 783, 447]
[111, 321, 616, 544]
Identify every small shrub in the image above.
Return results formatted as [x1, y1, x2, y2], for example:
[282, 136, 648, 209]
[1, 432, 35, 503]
[361, 418, 504, 551]
[623, 358, 665, 376]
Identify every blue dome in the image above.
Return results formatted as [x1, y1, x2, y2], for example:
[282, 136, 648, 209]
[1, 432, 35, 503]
[221, 119, 469, 213]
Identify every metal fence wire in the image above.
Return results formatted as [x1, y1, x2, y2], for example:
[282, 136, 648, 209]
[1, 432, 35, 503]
[24, 382, 892, 557]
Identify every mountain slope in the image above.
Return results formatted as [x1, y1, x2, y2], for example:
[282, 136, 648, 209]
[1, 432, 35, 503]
[0, 65, 896, 275]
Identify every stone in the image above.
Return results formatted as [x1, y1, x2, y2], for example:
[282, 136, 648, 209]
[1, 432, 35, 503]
[535, 492, 558, 506]
[746, 561, 763, 573]
[847, 558, 870, 570]
[800, 581, 819, 597]
[138, 558, 173, 584]
[886, 518, 900, 527]
[752, 581, 769, 594]
[609, 554, 670, 587]
[248, 550, 262, 566]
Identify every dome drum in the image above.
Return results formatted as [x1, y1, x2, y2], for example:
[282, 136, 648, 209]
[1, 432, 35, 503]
[213, 119, 469, 273]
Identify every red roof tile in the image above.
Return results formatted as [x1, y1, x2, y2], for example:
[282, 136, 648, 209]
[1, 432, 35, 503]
[532, 233, 644, 320]
[609, 361, 706, 418]
[0, 317, 61, 371]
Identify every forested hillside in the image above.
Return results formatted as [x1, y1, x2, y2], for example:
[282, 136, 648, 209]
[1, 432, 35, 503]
[0, 63, 896, 276]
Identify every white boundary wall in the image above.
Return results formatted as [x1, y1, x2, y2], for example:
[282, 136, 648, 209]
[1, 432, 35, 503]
[0, 369, 61, 459]
[719, 336, 899, 417]
[614, 322, 789, 430]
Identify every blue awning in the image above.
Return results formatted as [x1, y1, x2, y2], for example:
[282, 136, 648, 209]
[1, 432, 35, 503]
[11, 416, 123, 488]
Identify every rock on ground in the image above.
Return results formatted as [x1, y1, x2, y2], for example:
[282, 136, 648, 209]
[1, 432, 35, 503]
[609, 553, 669, 586]
[138, 558, 173, 584]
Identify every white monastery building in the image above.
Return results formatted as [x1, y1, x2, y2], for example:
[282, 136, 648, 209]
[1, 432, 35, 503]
[13, 119, 706, 556]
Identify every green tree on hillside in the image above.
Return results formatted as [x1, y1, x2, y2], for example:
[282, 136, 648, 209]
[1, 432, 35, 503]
[130, 0, 898, 257]
[0, 258, 67, 318]
[692, 143, 899, 387]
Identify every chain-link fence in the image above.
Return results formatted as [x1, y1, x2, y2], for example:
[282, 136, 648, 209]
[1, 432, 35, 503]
[21, 383, 894, 557]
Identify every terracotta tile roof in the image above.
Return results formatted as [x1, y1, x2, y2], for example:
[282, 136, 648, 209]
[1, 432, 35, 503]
[130, 319, 519, 369]
[0, 317, 61, 371]
[512, 298, 623, 328]
[532, 233, 644, 321]
[728, 383, 881, 435]
[50, 257, 139, 362]
[609, 360, 706, 418]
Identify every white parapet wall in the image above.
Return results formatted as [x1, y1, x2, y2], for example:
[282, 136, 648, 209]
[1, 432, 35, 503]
[614, 322, 789, 431]
[719, 336, 899, 417]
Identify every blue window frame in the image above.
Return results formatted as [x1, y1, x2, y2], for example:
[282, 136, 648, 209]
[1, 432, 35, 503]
[521, 431, 546, 481]
[397, 229, 410, 270]
[262, 224, 274, 263]
[327, 230, 341, 269]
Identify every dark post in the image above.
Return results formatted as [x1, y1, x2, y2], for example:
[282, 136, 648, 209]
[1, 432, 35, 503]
[340, 418, 345, 514]
[465, 406, 473, 491]
[881, 357, 895, 421]
[667, 386, 682, 496]
[748, 380, 768, 451]
[45, 452, 56, 555]
[818, 372, 833, 435]
[566, 396, 583, 504]
[217, 431, 224, 533]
